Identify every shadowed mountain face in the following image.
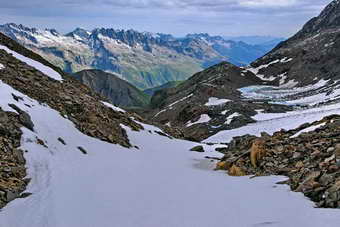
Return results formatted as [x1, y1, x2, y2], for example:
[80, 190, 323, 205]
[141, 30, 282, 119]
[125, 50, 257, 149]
[73, 70, 150, 108]
[0, 24, 281, 89]
[248, 0, 340, 87]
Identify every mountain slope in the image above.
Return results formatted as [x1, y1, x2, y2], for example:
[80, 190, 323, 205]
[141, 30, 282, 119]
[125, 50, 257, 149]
[2, 31, 340, 226]
[143, 81, 182, 96]
[73, 69, 150, 108]
[145, 62, 292, 141]
[246, 0, 340, 89]
[0, 24, 279, 89]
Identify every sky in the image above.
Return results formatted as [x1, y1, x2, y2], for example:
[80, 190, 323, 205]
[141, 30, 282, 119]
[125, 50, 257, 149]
[0, 0, 332, 38]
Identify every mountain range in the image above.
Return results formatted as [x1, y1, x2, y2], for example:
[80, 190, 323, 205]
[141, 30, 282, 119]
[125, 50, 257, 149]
[0, 24, 283, 89]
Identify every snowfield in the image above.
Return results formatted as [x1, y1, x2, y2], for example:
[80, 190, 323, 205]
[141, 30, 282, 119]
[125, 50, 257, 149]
[1, 80, 340, 227]
[206, 101, 340, 143]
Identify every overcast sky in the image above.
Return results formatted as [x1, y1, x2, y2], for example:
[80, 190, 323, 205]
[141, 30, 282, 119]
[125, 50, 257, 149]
[0, 0, 332, 37]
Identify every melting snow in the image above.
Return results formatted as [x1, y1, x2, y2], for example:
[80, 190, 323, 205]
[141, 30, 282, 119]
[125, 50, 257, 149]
[205, 97, 231, 106]
[101, 101, 126, 113]
[226, 113, 241, 124]
[221, 109, 229, 115]
[246, 58, 293, 81]
[155, 94, 193, 117]
[0, 45, 63, 81]
[291, 122, 326, 138]
[206, 101, 340, 144]
[187, 114, 211, 127]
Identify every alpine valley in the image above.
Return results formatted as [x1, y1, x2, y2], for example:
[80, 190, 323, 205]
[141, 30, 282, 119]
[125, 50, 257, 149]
[1, 0, 340, 227]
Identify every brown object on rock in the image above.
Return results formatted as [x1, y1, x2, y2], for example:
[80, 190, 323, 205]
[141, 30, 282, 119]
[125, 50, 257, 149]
[228, 165, 246, 176]
[250, 139, 266, 168]
[215, 161, 232, 170]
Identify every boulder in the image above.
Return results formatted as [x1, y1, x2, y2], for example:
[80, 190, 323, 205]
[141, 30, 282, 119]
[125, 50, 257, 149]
[190, 145, 205, 153]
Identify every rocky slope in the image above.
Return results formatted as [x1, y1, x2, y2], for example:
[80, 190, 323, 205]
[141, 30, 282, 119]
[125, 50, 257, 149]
[0, 24, 280, 89]
[73, 69, 150, 108]
[246, 0, 340, 90]
[0, 109, 27, 208]
[143, 81, 182, 96]
[0, 31, 145, 208]
[145, 62, 292, 141]
[216, 115, 340, 208]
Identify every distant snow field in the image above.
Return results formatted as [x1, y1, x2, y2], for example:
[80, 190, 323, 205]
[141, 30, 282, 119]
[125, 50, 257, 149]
[0, 63, 4, 70]
[1, 80, 340, 226]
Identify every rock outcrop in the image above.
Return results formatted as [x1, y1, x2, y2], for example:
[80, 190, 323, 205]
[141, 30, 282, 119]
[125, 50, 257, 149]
[216, 115, 340, 208]
[0, 108, 28, 209]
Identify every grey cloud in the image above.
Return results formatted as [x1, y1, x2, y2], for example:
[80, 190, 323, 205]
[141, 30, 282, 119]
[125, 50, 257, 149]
[0, 0, 333, 37]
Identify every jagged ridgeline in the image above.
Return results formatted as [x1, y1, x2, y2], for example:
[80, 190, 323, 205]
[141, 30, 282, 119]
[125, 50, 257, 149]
[0, 24, 282, 89]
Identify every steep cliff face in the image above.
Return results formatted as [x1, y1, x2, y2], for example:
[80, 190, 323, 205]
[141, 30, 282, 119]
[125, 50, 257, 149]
[73, 70, 150, 108]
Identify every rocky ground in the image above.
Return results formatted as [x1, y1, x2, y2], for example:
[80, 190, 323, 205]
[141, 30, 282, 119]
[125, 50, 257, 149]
[215, 114, 340, 208]
[0, 108, 29, 209]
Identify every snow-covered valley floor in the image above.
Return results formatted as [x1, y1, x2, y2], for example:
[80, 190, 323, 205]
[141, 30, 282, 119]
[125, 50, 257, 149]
[1, 79, 340, 226]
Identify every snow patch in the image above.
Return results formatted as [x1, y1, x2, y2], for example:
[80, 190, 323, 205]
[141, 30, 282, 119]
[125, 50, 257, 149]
[0, 45, 63, 81]
[221, 110, 229, 115]
[205, 97, 230, 106]
[187, 114, 211, 127]
[226, 113, 241, 124]
[101, 101, 126, 113]
[246, 58, 293, 81]
[291, 122, 326, 138]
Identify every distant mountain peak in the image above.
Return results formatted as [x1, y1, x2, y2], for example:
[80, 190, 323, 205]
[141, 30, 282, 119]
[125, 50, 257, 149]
[66, 27, 91, 40]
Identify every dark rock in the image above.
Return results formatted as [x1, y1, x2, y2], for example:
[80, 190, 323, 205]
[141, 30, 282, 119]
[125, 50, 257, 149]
[58, 137, 66, 145]
[190, 145, 205, 153]
[8, 104, 34, 131]
[78, 146, 88, 155]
